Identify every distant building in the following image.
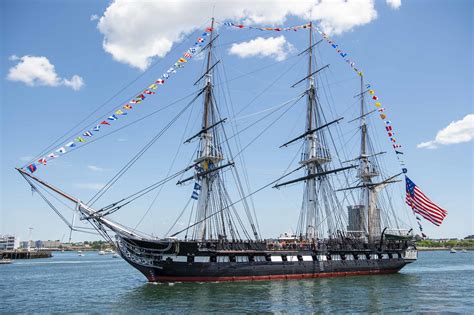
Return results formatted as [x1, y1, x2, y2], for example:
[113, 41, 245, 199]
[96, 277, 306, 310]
[42, 240, 61, 249]
[0, 235, 20, 250]
[464, 235, 474, 240]
[35, 240, 43, 249]
[20, 240, 35, 249]
[60, 243, 73, 249]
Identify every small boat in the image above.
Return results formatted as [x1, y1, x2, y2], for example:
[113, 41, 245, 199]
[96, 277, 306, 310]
[461, 249, 467, 253]
[112, 253, 120, 258]
[77, 250, 84, 256]
[98, 250, 105, 255]
[0, 259, 13, 264]
[450, 248, 457, 253]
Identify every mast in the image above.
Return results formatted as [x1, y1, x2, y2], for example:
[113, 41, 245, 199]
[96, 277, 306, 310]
[194, 18, 225, 241]
[299, 22, 332, 240]
[304, 22, 317, 240]
[276, 23, 353, 241]
[357, 76, 380, 242]
[203, 18, 214, 130]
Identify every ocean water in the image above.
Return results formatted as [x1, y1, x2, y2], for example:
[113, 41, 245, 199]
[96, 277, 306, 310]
[0, 251, 473, 313]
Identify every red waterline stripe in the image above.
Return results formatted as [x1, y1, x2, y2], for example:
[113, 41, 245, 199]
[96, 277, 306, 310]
[147, 269, 399, 282]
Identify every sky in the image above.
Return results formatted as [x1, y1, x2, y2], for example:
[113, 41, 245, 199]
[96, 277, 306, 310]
[1, 0, 472, 242]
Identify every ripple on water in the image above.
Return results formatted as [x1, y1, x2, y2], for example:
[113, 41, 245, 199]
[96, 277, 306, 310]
[0, 251, 473, 313]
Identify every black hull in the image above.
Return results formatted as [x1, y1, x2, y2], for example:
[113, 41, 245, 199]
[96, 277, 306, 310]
[116, 236, 417, 282]
[126, 256, 407, 282]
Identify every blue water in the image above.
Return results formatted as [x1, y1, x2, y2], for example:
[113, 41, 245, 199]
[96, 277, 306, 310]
[1, 251, 473, 313]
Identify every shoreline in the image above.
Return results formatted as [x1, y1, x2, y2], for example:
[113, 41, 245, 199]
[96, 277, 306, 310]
[417, 247, 473, 251]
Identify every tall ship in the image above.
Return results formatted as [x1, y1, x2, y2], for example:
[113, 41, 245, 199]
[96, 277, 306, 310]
[17, 18, 434, 282]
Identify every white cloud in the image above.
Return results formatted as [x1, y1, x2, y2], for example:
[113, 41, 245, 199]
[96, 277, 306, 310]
[63, 75, 85, 91]
[96, 0, 381, 70]
[90, 14, 99, 21]
[229, 36, 294, 61]
[7, 56, 61, 86]
[417, 114, 474, 149]
[87, 165, 111, 172]
[386, 0, 402, 9]
[8, 55, 19, 61]
[7, 55, 84, 91]
[75, 183, 105, 190]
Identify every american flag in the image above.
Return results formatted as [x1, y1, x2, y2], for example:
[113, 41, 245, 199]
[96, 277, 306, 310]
[405, 176, 447, 226]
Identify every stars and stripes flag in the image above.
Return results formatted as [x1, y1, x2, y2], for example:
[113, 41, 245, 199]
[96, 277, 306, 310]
[405, 176, 447, 226]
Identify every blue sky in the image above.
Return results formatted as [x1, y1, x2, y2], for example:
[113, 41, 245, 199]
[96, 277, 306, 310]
[1, 0, 472, 242]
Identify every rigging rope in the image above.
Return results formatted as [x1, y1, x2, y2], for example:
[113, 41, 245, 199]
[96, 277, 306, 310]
[87, 92, 202, 206]
[23, 19, 211, 169]
[133, 99, 199, 230]
[170, 164, 305, 237]
[20, 174, 100, 236]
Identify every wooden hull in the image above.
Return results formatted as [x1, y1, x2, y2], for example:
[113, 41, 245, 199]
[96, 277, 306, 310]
[116, 236, 414, 282]
[128, 259, 406, 282]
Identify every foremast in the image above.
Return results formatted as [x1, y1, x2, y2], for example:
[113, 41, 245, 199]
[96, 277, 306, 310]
[193, 18, 222, 240]
[298, 23, 334, 240]
[191, 19, 259, 242]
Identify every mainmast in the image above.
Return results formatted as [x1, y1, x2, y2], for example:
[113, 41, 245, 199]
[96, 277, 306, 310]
[275, 22, 351, 240]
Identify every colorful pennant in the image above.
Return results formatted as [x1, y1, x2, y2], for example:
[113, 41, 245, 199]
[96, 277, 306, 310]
[26, 27, 213, 173]
[309, 25, 438, 235]
[221, 20, 427, 234]
[313, 26, 407, 168]
[223, 22, 311, 32]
